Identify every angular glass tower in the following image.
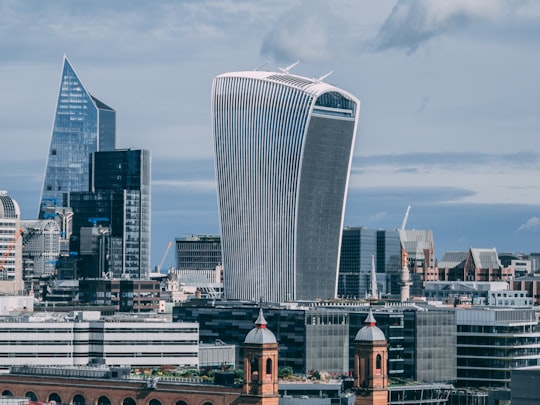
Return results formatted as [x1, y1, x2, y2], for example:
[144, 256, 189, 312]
[212, 70, 360, 302]
[38, 56, 115, 219]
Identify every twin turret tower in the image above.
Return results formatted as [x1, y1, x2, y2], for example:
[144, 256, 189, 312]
[240, 308, 388, 405]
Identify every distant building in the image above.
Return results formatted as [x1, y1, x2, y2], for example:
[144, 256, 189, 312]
[212, 70, 360, 302]
[456, 307, 540, 388]
[67, 149, 151, 280]
[438, 248, 514, 283]
[39, 56, 115, 219]
[398, 229, 435, 296]
[511, 275, 540, 305]
[0, 311, 198, 369]
[338, 227, 401, 298]
[424, 281, 532, 307]
[79, 279, 160, 312]
[0, 191, 24, 294]
[175, 235, 221, 271]
[20, 219, 60, 291]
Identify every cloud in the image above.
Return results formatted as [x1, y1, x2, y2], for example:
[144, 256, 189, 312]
[518, 217, 540, 232]
[370, 0, 512, 54]
[260, 3, 338, 63]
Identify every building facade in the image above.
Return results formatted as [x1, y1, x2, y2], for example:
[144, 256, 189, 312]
[0, 311, 198, 369]
[338, 228, 401, 299]
[175, 235, 221, 272]
[39, 56, 115, 219]
[212, 70, 360, 302]
[456, 307, 540, 388]
[20, 219, 60, 292]
[67, 149, 151, 279]
[79, 279, 160, 312]
[0, 191, 23, 294]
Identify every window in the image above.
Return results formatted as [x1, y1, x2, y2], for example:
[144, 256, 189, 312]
[376, 354, 382, 370]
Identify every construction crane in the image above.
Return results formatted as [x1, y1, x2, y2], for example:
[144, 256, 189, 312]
[156, 241, 173, 273]
[0, 227, 24, 277]
[400, 205, 412, 230]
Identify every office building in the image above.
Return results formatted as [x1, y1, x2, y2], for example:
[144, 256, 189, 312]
[0, 311, 198, 369]
[67, 149, 151, 279]
[39, 56, 115, 219]
[403, 309, 456, 384]
[212, 70, 360, 302]
[78, 278, 160, 312]
[0, 191, 24, 294]
[175, 235, 221, 271]
[20, 219, 60, 292]
[456, 307, 540, 388]
[338, 228, 401, 298]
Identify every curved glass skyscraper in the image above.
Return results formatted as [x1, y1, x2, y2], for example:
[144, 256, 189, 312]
[39, 56, 115, 219]
[212, 71, 360, 302]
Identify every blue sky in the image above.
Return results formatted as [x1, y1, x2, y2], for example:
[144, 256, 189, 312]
[1, 0, 539, 269]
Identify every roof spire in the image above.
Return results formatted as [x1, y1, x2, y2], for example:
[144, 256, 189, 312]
[255, 307, 268, 329]
[364, 308, 377, 327]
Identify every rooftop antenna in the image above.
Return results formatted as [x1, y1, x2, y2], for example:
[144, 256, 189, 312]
[279, 60, 300, 74]
[317, 71, 333, 82]
[255, 61, 270, 71]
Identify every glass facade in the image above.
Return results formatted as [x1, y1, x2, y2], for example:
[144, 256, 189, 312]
[212, 71, 359, 302]
[338, 228, 401, 298]
[67, 150, 151, 279]
[39, 56, 115, 219]
[403, 310, 456, 383]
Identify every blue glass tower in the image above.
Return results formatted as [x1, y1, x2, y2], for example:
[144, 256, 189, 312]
[212, 71, 360, 302]
[39, 56, 115, 219]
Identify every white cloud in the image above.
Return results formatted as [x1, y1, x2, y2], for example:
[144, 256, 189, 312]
[518, 217, 540, 232]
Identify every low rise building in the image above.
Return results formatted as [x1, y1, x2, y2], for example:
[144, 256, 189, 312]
[456, 307, 540, 388]
[0, 311, 198, 369]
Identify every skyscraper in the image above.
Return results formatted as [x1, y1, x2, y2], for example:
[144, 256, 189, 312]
[212, 70, 360, 302]
[39, 56, 115, 219]
[67, 149, 151, 280]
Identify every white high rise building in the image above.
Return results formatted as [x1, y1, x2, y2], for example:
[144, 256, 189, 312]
[211, 69, 360, 302]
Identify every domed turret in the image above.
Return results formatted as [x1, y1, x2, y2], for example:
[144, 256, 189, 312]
[242, 308, 279, 404]
[354, 308, 388, 405]
[355, 309, 386, 342]
[244, 308, 277, 345]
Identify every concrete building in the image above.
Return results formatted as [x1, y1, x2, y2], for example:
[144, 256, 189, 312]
[455, 307, 540, 388]
[0, 191, 23, 294]
[39, 56, 115, 219]
[0, 311, 198, 369]
[175, 235, 221, 272]
[212, 69, 360, 302]
[511, 275, 540, 305]
[424, 281, 532, 307]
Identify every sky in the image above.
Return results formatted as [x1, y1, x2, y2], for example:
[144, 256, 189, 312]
[1, 0, 540, 269]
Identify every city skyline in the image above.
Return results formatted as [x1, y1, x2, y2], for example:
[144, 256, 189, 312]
[1, 1, 540, 268]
